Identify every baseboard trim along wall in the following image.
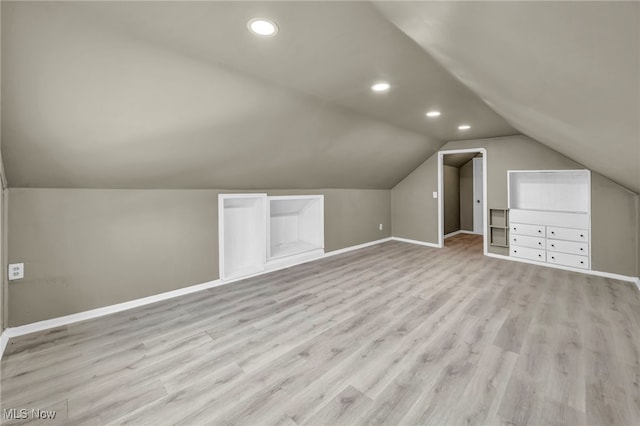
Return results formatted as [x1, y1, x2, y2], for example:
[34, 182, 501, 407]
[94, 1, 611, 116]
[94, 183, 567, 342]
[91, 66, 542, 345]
[391, 236, 440, 248]
[444, 230, 478, 239]
[0, 237, 394, 358]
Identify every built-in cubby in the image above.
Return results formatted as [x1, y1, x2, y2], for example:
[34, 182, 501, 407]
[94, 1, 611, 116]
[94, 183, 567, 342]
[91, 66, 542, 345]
[489, 208, 509, 248]
[268, 196, 324, 261]
[218, 194, 267, 281]
[219, 194, 325, 281]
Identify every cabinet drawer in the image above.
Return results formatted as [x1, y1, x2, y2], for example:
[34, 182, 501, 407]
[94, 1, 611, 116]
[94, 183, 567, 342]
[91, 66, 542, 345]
[546, 239, 589, 256]
[547, 252, 589, 270]
[510, 235, 545, 249]
[546, 226, 588, 242]
[510, 245, 546, 262]
[510, 223, 545, 237]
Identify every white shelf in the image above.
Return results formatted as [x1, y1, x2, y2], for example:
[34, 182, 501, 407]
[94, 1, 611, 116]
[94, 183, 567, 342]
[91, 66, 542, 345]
[269, 241, 319, 260]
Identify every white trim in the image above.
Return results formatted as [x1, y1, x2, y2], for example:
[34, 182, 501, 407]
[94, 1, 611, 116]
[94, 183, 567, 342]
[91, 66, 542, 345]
[486, 252, 639, 285]
[437, 152, 443, 248]
[0, 237, 395, 352]
[391, 237, 440, 248]
[444, 230, 477, 239]
[324, 238, 392, 257]
[0, 330, 9, 362]
[2, 278, 227, 341]
[437, 148, 488, 255]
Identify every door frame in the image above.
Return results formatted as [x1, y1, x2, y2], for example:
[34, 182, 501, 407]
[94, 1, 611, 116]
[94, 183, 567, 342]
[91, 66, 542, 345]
[437, 148, 488, 255]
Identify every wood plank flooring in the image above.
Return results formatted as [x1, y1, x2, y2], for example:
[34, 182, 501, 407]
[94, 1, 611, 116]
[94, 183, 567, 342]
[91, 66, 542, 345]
[2, 234, 639, 425]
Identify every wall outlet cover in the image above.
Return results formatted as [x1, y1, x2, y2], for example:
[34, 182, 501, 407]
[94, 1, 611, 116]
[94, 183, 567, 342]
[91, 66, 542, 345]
[8, 263, 24, 280]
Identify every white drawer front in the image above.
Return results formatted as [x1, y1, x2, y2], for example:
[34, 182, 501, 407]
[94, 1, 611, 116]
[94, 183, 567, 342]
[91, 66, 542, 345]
[546, 226, 588, 242]
[510, 223, 545, 238]
[510, 235, 545, 249]
[546, 239, 589, 256]
[510, 245, 546, 262]
[547, 252, 589, 269]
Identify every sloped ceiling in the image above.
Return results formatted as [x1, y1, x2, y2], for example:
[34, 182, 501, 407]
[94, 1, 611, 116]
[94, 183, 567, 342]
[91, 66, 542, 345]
[1, 1, 515, 189]
[375, 1, 640, 193]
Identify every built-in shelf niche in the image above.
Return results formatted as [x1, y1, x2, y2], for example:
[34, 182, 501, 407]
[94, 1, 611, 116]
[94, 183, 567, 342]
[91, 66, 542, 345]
[489, 208, 509, 248]
[268, 195, 324, 260]
[508, 170, 590, 213]
[218, 194, 267, 281]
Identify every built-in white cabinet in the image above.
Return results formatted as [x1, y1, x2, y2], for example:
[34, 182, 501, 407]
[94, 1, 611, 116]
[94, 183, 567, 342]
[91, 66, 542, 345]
[218, 194, 267, 281]
[268, 196, 324, 261]
[508, 170, 591, 270]
[219, 194, 325, 281]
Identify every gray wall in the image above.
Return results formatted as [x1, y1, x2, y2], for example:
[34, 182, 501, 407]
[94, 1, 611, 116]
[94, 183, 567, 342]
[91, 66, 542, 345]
[392, 135, 639, 277]
[459, 160, 473, 232]
[7, 188, 391, 326]
[443, 165, 460, 235]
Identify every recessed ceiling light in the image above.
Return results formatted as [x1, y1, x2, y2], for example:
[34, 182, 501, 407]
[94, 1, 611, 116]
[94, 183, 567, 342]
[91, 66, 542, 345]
[426, 111, 441, 118]
[371, 82, 391, 92]
[248, 18, 278, 36]
[458, 124, 471, 130]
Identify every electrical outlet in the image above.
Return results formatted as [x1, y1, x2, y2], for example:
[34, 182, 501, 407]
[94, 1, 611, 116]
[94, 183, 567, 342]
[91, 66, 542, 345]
[8, 263, 24, 280]
[379, 224, 383, 231]
[433, 192, 438, 198]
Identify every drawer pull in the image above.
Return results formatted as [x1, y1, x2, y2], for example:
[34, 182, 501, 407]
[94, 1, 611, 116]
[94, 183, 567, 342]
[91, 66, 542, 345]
[551, 256, 555, 260]
[538, 230, 542, 233]
[580, 234, 584, 238]
[514, 250, 517, 253]
[513, 238, 517, 242]
[551, 244, 555, 247]
[538, 242, 542, 245]
[513, 227, 517, 231]
[580, 261, 584, 264]
[551, 231, 555, 235]
[538, 254, 542, 258]
[580, 248, 584, 251]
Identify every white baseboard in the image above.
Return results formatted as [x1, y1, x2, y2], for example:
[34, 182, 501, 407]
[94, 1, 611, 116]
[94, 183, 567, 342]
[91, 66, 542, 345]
[2, 278, 227, 345]
[391, 236, 440, 248]
[324, 237, 393, 257]
[0, 237, 394, 355]
[444, 230, 478, 239]
[485, 252, 640, 286]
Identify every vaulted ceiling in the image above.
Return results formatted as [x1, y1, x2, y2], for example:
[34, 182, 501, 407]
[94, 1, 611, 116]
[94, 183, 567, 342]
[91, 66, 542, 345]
[1, 1, 637, 192]
[374, 1, 640, 193]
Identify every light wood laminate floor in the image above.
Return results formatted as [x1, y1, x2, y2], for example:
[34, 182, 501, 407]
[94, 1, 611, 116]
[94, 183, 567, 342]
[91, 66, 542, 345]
[2, 235, 640, 425]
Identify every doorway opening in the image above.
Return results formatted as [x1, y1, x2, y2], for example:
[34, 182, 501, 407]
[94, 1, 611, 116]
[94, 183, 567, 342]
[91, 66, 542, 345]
[437, 148, 487, 254]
